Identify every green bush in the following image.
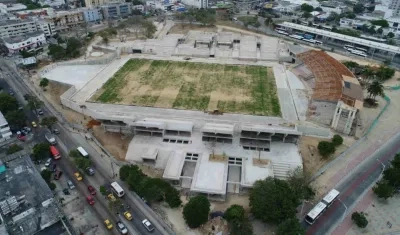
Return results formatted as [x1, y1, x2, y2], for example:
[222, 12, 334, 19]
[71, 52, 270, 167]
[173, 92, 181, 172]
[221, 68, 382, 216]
[332, 134, 343, 146]
[318, 141, 336, 158]
[7, 144, 23, 155]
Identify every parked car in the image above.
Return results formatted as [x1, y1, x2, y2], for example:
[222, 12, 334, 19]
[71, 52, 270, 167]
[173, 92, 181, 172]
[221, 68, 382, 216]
[54, 170, 63, 180]
[74, 172, 83, 181]
[51, 163, 57, 172]
[22, 127, 31, 133]
[45, 158, 52, 167]
[107, 194, 116, 202]
[31, 121, 37, 128]
[104, 219, 113, 230]
[87, 185, 96, 195]
[86, 167, 95, 176]
[86, 195, 95, 205]
[142, 219, 155, 232]
[37, 109, 44, 115]
[52, 128, 60, 134]
[124, 211, 132, 220]
[116, 221, 128, 234]
[67, 180, 75, 189]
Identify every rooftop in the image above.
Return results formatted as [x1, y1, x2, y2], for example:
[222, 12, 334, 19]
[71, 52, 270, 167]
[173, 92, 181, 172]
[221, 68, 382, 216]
[0, 156, 62, 235]
[162, 151, 186, 180]
[297, 50, 354, 103]
[279, 22, 400, 54]
[190, 153, 228, 195]
[0, 19, 33, 26]
[3, 31, 44, 44]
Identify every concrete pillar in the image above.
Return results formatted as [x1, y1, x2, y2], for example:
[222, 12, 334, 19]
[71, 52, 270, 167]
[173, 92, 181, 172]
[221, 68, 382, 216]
[343, 109, 356, 135]
[331, 104, 342, 129]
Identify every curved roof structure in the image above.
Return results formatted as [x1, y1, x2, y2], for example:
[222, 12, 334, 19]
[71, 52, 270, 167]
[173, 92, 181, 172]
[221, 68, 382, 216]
[296, 50, 363, 108]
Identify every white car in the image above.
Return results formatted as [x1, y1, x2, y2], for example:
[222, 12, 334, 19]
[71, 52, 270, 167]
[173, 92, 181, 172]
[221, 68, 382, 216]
[142, 219, 155, 232]
[45, 158, 52, 167]
[116, 221, 128, 234]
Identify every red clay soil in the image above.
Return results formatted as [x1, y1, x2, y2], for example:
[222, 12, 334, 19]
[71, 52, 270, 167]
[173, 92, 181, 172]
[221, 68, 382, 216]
[87, 119, 101, 129]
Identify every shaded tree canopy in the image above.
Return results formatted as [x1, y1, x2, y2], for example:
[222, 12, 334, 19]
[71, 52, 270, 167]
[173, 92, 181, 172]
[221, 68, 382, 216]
[183, 195, 211, 228]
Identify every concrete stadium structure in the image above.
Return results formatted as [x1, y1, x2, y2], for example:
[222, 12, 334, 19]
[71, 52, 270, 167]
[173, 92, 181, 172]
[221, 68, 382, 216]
[40, 29, 362, 200]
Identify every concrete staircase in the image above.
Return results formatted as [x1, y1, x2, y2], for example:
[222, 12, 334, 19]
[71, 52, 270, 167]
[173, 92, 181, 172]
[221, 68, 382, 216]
[272, 162, 294, 180]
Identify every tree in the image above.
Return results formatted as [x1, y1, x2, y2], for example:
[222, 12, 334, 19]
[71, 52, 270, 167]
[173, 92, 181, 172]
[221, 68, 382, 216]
[265, 17, 273, 27]
[277, 217, 305, 235]
[368, 25, 376, 34]
[373, 180, 394, 199]
[387, 32, 395, 38]
[377, 28, 383, 35]
[351, 212, 368, 228]
[5, 110, 26, 128]
[225, 204, 245, 222]
[100, 185, 108, 195]
[375, 66, 395, 81]
[315, 7, 323, 11]
[327, 12, 339, 22]
[69, 149, 81, 158]
[141, 20, 157, 38]
[164, 187, 182, 208]
[353, 3, 364, 14]
[7, 144, 23, 155]
[32, 143, 50, 161]
[302, 12, 312, 19]
[249, 177, 299, 224]
[371, 19, 389, 28]
[119, 164, 133, 181]
[367, 80, 384, 100]
[26, 96, 43, 114]
[39, 78, 49, 89]
[342, 61, 360, 70]
[41, 169, 52, 184]
[0, 93, 18, 115]
[332, 134, 343, 146]
[183, 195, 211, 228]
[229, 218, 253, 235]
[20, 50, 35, 58]
[49, 182, 56, 190]
[74, 157, 92, 170]
[383, 166, 400, 187]
[102, 36, 109, 45]
[318, 141, 336, 157]
[301, 3, 314, 12]
[40, 116, 58, 128]
[65, 37, 83, 58]
[48, 44, 66, 60]
[253, 20, 261, 28]
[287, 167, 315, 200]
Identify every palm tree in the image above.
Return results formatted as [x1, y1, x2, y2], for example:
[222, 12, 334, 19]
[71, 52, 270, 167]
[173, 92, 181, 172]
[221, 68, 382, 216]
[362, 65, 375, 87]
[367, 80, 384, 100]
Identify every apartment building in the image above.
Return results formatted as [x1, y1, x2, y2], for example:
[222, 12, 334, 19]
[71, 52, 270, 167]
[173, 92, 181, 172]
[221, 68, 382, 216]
[4, 31, 46, 54]
[46, 10, 85, 31]
[85, 0, 119, 8]
[34, 18, 55, 37]
[0, 19, 37, 38]
[180, 0, 208, 8]
[82, 7, 103, 22]
[0, 111, 12, 142]
[101, 2, 132, 19]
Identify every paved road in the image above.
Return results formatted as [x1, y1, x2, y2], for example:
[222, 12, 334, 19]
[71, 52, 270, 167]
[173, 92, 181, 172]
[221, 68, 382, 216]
[0, 59, 172, 235]
[305, 132, 400, 234]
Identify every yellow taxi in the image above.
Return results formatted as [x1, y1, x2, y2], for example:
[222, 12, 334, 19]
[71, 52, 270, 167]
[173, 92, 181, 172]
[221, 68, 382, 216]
[107, 193, 116, 202]
[74, 172, 83, 181]
[124, 211, 132, 220]
[104, 219, 113, 230]
[31, 121, 37, 127]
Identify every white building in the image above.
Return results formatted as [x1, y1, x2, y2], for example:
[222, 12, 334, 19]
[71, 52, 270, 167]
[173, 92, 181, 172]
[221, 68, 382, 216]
[180, 0, 208, 8]
[0, 111, 12, 142]
[34, 18, 56, 37]
[0, 3, 27, 13]
[0, 19, 37, 38]
[4, 31, 46, 54]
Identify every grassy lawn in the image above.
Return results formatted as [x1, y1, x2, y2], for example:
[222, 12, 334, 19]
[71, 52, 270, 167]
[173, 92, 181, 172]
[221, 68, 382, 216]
[95, 59, 281, 116]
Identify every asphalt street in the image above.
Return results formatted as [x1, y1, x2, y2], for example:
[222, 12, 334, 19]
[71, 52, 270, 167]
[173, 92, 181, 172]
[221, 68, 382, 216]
[0, 62, 165, 235]
[305, 132, 400, 234]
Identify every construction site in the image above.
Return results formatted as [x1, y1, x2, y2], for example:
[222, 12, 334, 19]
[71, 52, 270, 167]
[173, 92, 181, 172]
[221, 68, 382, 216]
[35, 21, 365, 201]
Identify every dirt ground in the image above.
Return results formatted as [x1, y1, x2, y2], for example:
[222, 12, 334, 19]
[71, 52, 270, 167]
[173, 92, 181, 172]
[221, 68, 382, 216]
[91, 126, 132, 160]
[168, 24, 218, 34]
[299, 135, 354, 176]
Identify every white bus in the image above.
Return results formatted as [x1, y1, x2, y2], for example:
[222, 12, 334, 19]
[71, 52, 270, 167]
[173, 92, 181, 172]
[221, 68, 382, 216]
[289, 34, 304, 40]
[305, 202, 327, 225]
[276, 30, 289, 35]
[350, 49, 367, 57]
[355, 47, 368, 52]
[322, 189, 340, 207]
[111, 182, 125, 197]
[77, 146, 89, 158]
[344, 45, 354, 51]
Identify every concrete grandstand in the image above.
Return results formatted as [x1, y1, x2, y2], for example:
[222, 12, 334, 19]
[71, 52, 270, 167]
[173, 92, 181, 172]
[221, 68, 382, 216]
[37, 27, 365, 200]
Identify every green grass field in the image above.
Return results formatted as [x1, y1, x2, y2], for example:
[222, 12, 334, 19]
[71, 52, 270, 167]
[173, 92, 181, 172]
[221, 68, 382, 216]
[94, 59, 280, 116]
